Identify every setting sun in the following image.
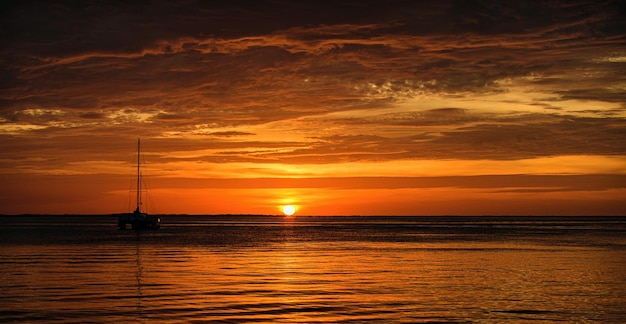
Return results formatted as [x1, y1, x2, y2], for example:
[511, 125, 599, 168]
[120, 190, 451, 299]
[282, 205, 296, 216]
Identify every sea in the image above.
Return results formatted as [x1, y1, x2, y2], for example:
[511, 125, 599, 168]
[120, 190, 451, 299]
[0, 215, 625, 323]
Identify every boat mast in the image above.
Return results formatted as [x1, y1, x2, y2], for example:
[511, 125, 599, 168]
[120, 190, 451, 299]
[136, 138, 142, 213]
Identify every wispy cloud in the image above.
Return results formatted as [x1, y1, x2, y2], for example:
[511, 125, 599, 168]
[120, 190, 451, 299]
[0, 0, 624, 214]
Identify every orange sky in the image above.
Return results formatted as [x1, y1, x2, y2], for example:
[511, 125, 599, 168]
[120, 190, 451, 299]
[1, 1, 625, 215]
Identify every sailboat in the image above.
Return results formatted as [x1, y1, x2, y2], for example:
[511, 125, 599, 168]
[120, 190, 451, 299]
[118, 139, 161, 230]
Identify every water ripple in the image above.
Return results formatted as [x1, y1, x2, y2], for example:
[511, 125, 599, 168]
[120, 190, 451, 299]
[1, 216, 625, 323]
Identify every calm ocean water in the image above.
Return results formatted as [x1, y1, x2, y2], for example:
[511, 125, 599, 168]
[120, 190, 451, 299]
[0, 215, 624, 323]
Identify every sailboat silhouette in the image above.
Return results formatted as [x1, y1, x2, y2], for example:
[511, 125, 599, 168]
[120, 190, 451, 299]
[118, 139, 161, 230]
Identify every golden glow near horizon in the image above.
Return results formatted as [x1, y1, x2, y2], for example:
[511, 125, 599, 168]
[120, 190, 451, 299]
[0, 1, 625, 215]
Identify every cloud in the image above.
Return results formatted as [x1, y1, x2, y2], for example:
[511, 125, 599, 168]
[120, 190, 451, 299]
[157, 174, 626, 192]
[79, 111, 107, 119]
[3, 0, 623, 116]
[207, 131, 255, 137]
[0, 1, 624, 214]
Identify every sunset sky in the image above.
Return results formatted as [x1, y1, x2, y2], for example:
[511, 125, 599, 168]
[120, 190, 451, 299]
[1, 1, 625, 215]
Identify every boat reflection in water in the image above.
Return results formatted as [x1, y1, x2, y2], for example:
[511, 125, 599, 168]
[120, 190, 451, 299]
[118, 138, 160, 230]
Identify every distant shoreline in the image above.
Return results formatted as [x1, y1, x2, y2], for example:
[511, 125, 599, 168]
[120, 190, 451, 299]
[1, 214, 625, 218]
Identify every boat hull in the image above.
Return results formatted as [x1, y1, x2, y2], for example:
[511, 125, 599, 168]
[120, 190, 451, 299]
[118, 213, 160, 230]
